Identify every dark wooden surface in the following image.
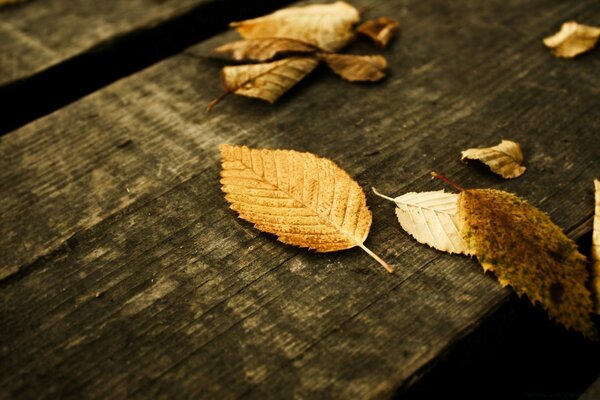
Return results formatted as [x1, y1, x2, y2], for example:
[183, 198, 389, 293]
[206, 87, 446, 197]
[0, 0, 215, 87]
[1, 0, 599, 398]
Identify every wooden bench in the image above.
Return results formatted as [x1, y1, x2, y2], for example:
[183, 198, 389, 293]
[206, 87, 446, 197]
[1, 0, 599, 398]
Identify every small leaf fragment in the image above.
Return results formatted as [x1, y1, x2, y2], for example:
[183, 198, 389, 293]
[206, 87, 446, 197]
[230, 1, 360, 52]
[543, 21, 600, 58]
[592, 179, 600, 314]
[319, 53, 387, 82]
[357, 17, 399, 48]
[457, 188, 596, 339]
[220, 144, 392, 273]
[373, 188, 469, 255]
[214, 38, 319, 62]
[461, 140, 526, 179]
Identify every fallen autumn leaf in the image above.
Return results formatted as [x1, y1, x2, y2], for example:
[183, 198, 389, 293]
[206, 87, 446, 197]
[220, 144, 393, 273]
[461, 140, 526, 179]
[357, 17, 399, 48]
[543, 21, 600, 58]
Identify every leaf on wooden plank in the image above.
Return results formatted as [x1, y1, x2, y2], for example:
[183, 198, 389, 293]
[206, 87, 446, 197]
[456, 186, 596, 339]
[461, 140, 526, 179]
[592, 179, 600, 314]
[214, 38, 319, 62]
[208, 57, 319, 110]
[319, 53, 388, 82]
[220, 144, 393, 273]
[230, 1, 360, 52]
[373, 188, 469, 255]
[357, 17, 399, 48]
[543, 21, 600, 58]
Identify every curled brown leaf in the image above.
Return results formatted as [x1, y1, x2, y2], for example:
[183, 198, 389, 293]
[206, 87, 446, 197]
[543, 21, 600, 58]
[357, 17, 399, 48]
[461, 140, 526, 179]
[319, 53, 388, 82]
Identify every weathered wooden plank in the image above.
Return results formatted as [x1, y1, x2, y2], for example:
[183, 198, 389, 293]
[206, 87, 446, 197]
[1, 0, 599, 398]
[581, 377, 600, 400]
[0, 0, 293, 133]
[0, 0, 227, 87]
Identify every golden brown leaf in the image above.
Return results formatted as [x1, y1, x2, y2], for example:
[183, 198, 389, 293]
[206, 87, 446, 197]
[214, 38, 318, 62]
[208, 57, 319, 110]
[319, 53, 387, 82]
[461, 140, 526, 179]
[220, 144, 392, 273]
[457, 188, 596, 338]
[592, 179, 600, 314]
[230, 1, 360, 52]
[0, 0, 24, 5]
[357, 17, 399, 48]
[543, 21, 600, 58]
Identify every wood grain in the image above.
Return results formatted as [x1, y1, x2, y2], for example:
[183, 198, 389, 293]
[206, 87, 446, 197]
[1, 0, 599, 398]
[0, 0, 214, 87]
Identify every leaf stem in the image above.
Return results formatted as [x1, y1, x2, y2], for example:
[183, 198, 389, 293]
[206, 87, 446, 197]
[358, 243, 394, 273]
[430, 171, 464, 192]
[372, 187, 397, 203]
[207, 90, 233, 111]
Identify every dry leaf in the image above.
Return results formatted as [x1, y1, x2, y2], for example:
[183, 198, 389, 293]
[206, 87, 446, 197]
[319, 53, 387, 82]
[357, 17, 399, 48]
[592, 179, 600, 314]
[214, 38, 318, 62]
[373, 188, 469, 255]
[543, 21, 600, 58]
[457, 187, 596, 338]
[220, 144, 392, 273]
[461, 140, 526, 179]
[208, 57, 319, 110]
[230, 1, 360, 52]
[0, 0, 24, 5]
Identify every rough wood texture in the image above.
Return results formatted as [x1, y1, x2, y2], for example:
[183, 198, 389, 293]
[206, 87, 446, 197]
[0, 0, 215, 87]
[581, 377, 600, 400]
[1, 0, 599, 398]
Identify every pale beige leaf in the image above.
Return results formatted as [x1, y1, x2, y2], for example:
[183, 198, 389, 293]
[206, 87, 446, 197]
[374, 189, 469, 255]
[357, 17, 399, 48]
[220, 144, 392, 273]
[217, 57, 319, 106]
[214, 38, 318, 62]
[230, 1, 360, 52]
[319, 53, 387, 82]
[461, 140, 526, 179]
[543, 21, 600, 58]
[592, 179, 600, 314]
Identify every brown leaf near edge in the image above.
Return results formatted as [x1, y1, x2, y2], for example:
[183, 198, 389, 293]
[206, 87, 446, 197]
[319, 53, 388, 82]
[214, 38, 319, 62]
[357, 17, 399, 48]
[457, 188, 596, 339]
[220, 144, 392, 273]
[543, 21, 600, 58]
[592, 179, 600, 314]
[230, 1, 360, 52]
[461, 140, 526, 179]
